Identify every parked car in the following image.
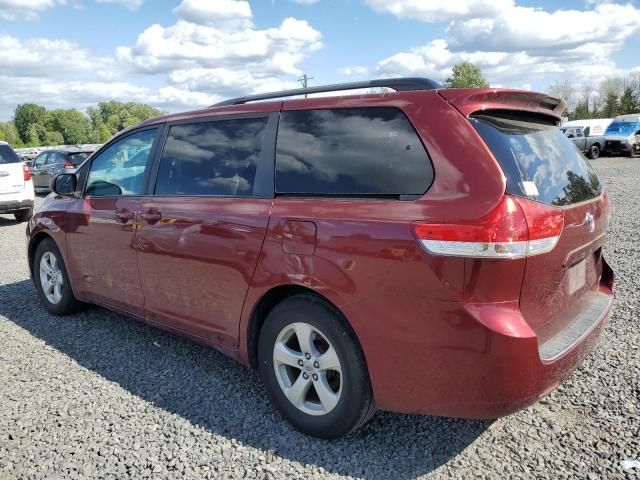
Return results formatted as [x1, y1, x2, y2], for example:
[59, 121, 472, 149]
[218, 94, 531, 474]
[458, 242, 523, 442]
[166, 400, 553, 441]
[559, 125, 604, 159]
[604, 113, 640, 156]
[0, 141, 34, 222]
[561, 118, 613, 137]
[635, 130, 640, 156]
[27, 79, 613, 439]
[30, 147, 96, 193]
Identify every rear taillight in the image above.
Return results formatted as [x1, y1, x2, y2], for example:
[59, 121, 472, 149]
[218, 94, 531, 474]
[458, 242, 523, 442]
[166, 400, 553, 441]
[412, 195, 564, 259]
[23, 164, 32, 182]
[63, 161, 73, 168]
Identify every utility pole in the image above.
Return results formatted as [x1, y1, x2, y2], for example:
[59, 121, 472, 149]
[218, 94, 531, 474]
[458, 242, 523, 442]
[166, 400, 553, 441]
[298, 73, 314, 98]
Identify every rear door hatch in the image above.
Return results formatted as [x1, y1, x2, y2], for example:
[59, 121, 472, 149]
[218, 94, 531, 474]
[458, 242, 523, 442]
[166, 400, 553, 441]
[0, 144, 25, 196]
[440, 89, 610, 341]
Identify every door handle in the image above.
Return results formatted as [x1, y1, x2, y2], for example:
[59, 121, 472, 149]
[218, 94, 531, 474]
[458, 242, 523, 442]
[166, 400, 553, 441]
[115, 210, 134, 222]
[141, 211, 162, 224]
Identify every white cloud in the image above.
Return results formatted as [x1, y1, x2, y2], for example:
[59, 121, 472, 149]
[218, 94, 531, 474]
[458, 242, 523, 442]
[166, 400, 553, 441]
[116, 0, 322, 98]
[372, 1, 640, 88]
[338, 66, 369, 78]
[94, 0, 145, 10]
[291, 0, 320, 4]
[363, 0, 513, 23]
[0, 0, 324, 118]
[172, 0, 252, 29]
[0, 34, 111, 77]
[0, 0, 65, 20]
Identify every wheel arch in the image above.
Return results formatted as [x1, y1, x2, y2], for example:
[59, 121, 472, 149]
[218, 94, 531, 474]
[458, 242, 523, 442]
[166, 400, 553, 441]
[28, 231, 56, 277]
[246, 285, 366, 370]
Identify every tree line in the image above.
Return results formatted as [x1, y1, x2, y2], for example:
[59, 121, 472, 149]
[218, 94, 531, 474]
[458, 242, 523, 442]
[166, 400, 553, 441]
[0, 101, 163, 148]
[548, 73, 640, 120]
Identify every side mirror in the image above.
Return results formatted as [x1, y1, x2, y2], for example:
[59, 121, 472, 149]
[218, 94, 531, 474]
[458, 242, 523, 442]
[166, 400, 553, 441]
[51, 173, 77, 196]
[567, 134, 575, 138]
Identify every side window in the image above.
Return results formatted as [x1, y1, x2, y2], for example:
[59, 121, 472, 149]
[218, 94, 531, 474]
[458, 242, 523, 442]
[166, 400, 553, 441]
[154, 117, 269, 196]
[34, 153, 48, 167]
[276, 108, 433, 196]
[85, 129, 158, 197]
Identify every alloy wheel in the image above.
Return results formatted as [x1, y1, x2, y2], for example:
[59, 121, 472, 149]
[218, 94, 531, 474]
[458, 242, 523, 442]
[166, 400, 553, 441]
[273, 322, 343, 416]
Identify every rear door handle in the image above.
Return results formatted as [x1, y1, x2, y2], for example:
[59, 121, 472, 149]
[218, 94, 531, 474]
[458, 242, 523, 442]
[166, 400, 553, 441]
[141, 211, 162, 224]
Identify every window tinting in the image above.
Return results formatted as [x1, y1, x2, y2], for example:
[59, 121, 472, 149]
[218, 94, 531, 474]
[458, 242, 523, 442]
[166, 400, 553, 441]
[0, 144, 21, 164]
[86, 129, 157, 196]
[471, 111, 602, 206]
[155, 118, 269, 196]
[276, 108, 432, 196]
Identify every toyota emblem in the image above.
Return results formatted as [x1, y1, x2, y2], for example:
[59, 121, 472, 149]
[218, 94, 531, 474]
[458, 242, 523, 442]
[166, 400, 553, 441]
[585, 211, 595, 233]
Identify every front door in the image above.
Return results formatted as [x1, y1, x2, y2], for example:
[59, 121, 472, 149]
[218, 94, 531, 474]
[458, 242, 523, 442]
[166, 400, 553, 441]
[64, 127, 161, 315]
[136, 115, 275, 347]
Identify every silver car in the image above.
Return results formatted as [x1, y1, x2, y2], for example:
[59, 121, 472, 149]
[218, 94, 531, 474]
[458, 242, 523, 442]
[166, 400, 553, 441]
[30, 148, 94, 193]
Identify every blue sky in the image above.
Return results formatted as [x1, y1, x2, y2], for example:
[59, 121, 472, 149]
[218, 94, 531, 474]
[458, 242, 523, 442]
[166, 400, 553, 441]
[0, 0, 639, 119]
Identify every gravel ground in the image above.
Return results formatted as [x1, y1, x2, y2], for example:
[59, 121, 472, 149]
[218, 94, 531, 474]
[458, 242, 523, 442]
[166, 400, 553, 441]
[1, 158, 639, 480]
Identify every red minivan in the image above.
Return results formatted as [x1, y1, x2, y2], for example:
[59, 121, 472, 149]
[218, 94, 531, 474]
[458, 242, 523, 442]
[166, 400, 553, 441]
[27, 78, 613, 439]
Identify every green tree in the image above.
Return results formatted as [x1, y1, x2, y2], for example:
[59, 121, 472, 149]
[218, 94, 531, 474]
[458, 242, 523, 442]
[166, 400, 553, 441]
[444, 62, 489, 88]
[92, 101, 162, 135]
[601, 92, 620, 118]
[14, 103, 48, 144]
[0, 121, 21, 146]
[619, 86, 638, 115]
[44, 130, 64, 146]
[47, 109, 92, 145]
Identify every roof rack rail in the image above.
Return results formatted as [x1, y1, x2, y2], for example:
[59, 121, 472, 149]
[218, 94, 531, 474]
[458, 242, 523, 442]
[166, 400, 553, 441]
[212, 77, 441, 107]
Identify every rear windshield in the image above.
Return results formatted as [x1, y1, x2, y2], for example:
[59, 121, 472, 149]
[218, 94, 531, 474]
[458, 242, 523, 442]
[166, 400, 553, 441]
[471, 111, 602, 206]
[0, 144, 21, 164]
[68, 152, 90, 166]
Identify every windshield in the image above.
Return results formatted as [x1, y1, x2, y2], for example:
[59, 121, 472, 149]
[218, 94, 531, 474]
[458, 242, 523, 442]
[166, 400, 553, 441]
[605, 120, 638, 136]
[0, 144, 22, 164]
[471, 111, 602, 206]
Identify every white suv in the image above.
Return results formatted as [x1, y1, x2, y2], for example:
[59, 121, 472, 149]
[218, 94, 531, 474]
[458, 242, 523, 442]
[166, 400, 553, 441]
[0, 141, 35, 222]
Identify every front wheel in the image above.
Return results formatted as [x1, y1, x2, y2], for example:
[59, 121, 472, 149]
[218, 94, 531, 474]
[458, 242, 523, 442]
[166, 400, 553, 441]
[33, 238, 85, 315]
[588, 144, 600, 159]
[258, 294, 375, 438]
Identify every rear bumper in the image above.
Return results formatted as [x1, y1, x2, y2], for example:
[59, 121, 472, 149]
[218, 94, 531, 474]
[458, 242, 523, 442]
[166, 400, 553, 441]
[0, 199, 33, 214]
[342, 258, 614, 418]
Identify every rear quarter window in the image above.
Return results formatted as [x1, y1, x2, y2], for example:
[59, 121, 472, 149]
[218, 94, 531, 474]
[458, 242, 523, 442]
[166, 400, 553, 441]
[471, 111, 602, 206]
[275, 107, 433, 197]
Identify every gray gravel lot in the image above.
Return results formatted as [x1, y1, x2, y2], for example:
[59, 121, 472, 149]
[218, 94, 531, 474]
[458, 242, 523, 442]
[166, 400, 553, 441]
[1, 157, 639, 479]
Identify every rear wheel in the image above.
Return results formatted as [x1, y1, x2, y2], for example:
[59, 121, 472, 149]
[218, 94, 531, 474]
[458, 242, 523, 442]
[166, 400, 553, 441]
[33, 238, 85, 315]
[258, 294, 375, 438]
[13, 207, 33, 222]
[588, 144, 600, 159]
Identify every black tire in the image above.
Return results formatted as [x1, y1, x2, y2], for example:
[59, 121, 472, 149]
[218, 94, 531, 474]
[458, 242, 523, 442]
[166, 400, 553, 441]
[13, 207, 33, 222]
[588, 144, 600, 159]
[258, 294, 376, 439]
[33, 238, 85, 316]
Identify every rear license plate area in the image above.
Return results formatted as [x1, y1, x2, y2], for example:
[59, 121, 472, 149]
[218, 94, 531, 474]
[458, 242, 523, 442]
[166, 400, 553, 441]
[568, 260, 586, 295]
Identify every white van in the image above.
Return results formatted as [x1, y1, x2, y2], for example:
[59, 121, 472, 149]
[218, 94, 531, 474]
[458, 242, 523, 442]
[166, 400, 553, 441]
[561, 118, 613, 137]
[0, 141, 35, 222]
[604, 113, 640, 156]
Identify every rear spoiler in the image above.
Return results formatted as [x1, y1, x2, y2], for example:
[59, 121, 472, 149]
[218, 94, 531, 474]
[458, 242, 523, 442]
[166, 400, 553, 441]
[438, 88, 567, 121]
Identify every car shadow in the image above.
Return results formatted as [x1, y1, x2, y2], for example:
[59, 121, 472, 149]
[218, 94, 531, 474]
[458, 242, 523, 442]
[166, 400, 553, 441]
[0, 215, 21, 227]
[0, 279, 488, 479]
